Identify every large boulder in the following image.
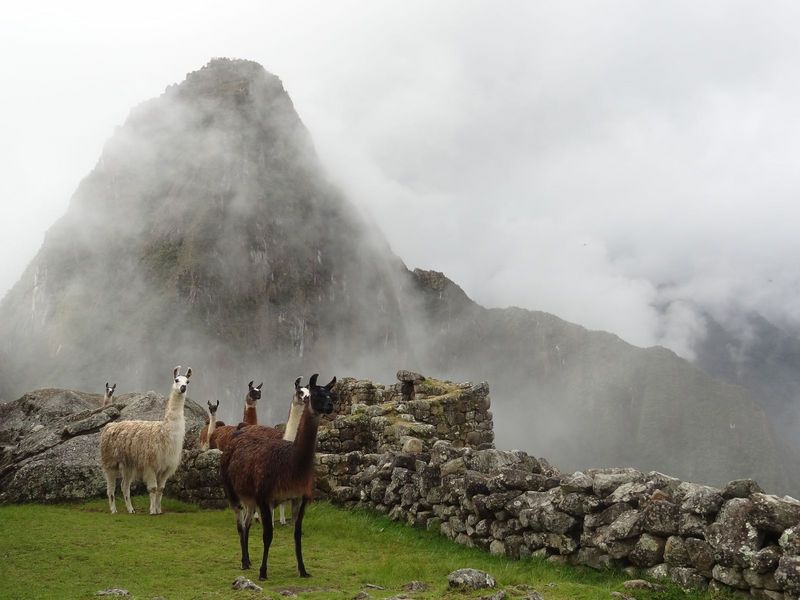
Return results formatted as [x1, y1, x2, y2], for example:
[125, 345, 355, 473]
[705, 498, 764, 567]
[0, 389, 101, 446]
[0, 388, 207, 503]
[750, 493, 800, 533]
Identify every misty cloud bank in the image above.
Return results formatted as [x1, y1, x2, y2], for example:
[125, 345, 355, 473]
[299, 1, 800, 364]
[3, 2, 800, 368]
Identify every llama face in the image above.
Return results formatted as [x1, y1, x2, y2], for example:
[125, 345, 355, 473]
[105, 383, 116, 398]
[208, 399, 220, 415]
[293, 376, 310, 406]
[172, 366, 192, 395]
[306, 374, 336, 415]
[295, 387, 310, 405]
[246, 381, 263, 405]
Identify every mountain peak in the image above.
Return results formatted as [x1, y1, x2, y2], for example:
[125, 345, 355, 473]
[2, 60, 798, 495]
[173, 58, 284, 100]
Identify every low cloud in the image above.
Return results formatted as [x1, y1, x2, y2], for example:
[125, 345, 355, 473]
[3, 1, 800, 362]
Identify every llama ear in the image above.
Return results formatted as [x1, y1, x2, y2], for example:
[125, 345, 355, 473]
[257, 382, 263, 390]
[105, 382, 109, 389]
[309, 373, 319, 388]
[215, 399, 220, 409]
[111, 384, 116, 391]
[294, 377, 302, 390]
[186, 367, 192, 379]
[325, 376, 337, 390]
[248, 380, 254, 389]
[173, 366, 181, 379]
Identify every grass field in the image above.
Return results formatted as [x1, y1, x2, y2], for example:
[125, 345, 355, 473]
[0, 497, 716, 600]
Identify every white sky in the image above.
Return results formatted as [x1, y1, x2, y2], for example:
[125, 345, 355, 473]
[2, 0, 800, 358]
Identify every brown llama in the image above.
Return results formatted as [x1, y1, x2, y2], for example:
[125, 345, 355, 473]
[208, 381, 262, 451]
[232, 377, 309, 525]
[220, 373, 336, 580]
[199, 400, 223, 450]
[275, 376, 310, 525]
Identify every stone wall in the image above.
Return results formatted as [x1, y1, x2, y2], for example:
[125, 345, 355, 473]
[317, 371, 494, 454]
[319, 444, 800, 599]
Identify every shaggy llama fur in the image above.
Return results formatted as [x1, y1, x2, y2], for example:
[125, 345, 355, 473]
[99, 366, 191, 515]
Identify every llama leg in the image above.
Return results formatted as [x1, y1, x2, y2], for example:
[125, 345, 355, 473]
[294, 497, 310, 577]
[279, 502, 287, 525]
[258, 501, 274, 581]
[243, 507, 254, 558]
[103, 468, 118, 514]
[155, 471, 167, 514]
[291, 497, 301, 526]
[121, 468, 135, 514]
[236, 506, 253, 569]
[144, 469, 158, 515]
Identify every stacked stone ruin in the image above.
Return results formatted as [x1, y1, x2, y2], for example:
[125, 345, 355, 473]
[167, 370, 800, 598]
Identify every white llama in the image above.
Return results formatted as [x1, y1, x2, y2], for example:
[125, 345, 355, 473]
[102, 382, 116, 407]
[99, 366, 191, 515]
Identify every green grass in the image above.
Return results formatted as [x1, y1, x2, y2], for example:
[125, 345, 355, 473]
[0, 498, 715, 600]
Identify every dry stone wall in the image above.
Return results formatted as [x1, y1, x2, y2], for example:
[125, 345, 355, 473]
[317, 445, 800, 599]
[317, 371, 494, 454]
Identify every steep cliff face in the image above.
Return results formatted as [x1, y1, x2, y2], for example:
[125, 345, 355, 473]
[695, 310, 800, 450]
[410, 270, 799, 494]
[0, 59, 410, 420]
[0, 59, 796, 494]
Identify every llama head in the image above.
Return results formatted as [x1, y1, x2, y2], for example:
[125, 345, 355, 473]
[172, 366, 192, 395]
[207, 399, 220, 415]
[105, 382, 116, 398]
[306, 373, 336, 415]
[293, 376, 310, 407]
[246, 381, 263, 406]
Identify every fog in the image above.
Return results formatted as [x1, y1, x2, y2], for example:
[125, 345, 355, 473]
[3, 2, 800, 364]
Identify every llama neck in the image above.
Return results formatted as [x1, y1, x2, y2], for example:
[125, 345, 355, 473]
[103, 393, 111, 406]
[283, 402, 304, 441]
[291, 403, 321, 472]
[243, 401, 257, 425]
[163, 390, 186, 427]
[207, 414, 218, 437]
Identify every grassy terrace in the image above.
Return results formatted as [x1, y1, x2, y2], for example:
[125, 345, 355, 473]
[0, 498, 714, 600]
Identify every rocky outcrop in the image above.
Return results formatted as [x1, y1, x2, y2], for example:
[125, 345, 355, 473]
[0, 388, 206, 503]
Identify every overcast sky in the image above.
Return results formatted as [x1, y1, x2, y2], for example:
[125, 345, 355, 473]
[2, 0, 800, 359]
